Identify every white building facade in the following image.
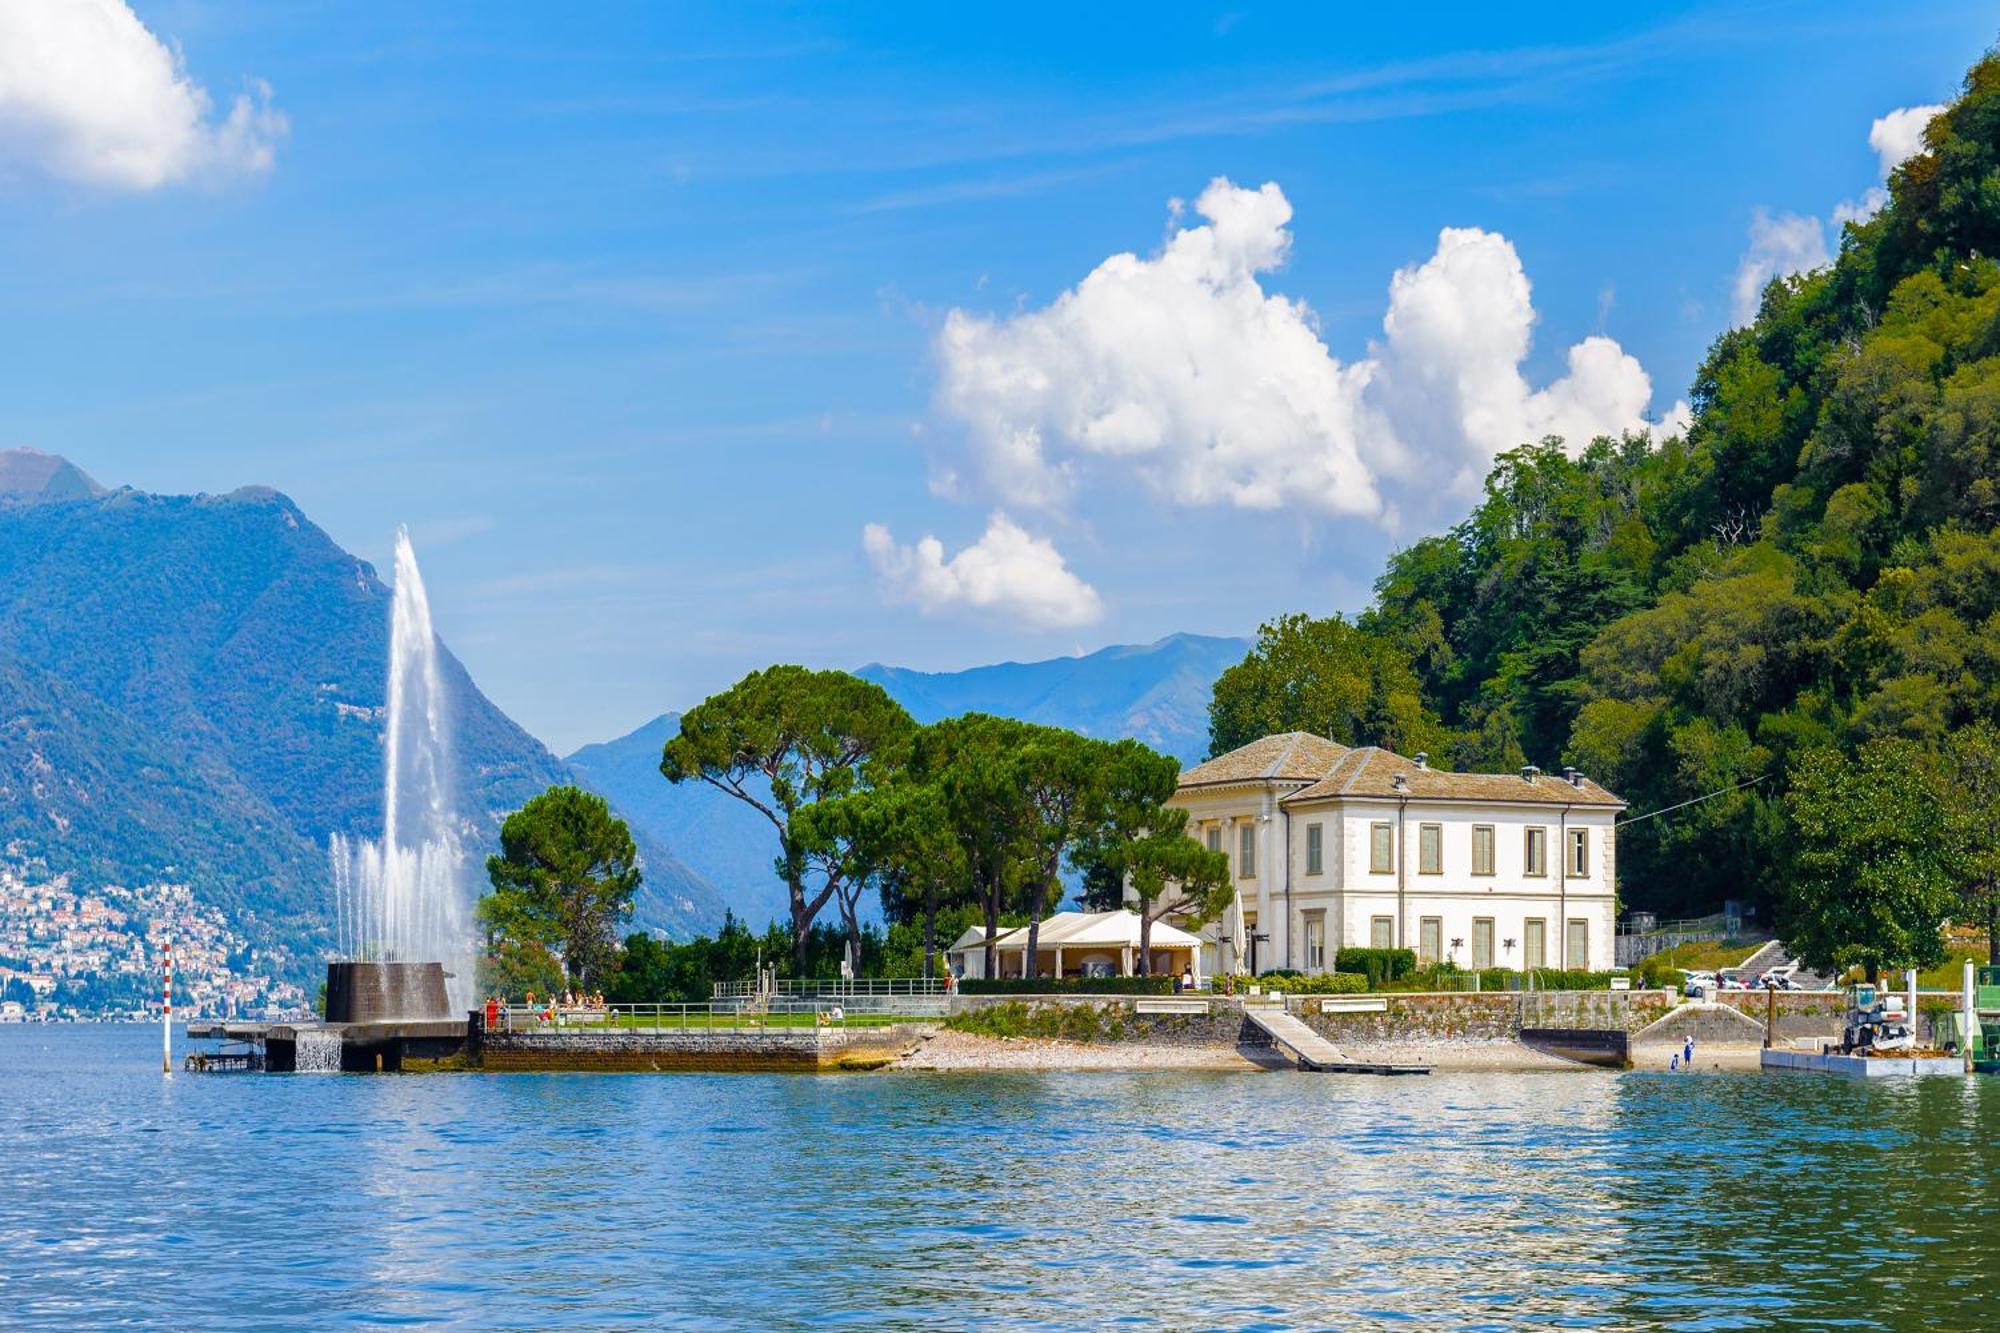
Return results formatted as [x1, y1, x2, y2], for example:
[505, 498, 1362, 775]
[1167, 733, 1624, 977]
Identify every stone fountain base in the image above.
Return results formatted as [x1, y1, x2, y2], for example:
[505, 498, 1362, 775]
[252, 961, 467, 1072]
[325, 960, 453, 1023]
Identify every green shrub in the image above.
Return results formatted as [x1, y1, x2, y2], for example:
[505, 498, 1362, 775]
[945, 1000, 1119, 1042]
[959, 976, 1175, 995]
[1256, 971, 1369, 995]
[1333, 947, 1418, 987]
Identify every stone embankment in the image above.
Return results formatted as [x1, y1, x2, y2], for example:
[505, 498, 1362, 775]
[475, 1022, 934, 1072]
[937, 989, 1856, 1070]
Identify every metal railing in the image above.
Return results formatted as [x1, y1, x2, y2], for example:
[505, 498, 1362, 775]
[490, 997, 944, 1035]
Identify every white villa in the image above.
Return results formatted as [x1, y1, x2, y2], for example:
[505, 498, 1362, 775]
[1166, 733, 1625, 977]
[948, 910, 1203, 981]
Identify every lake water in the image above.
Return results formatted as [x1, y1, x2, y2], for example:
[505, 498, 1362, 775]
[2, 1025, 1995, 1329]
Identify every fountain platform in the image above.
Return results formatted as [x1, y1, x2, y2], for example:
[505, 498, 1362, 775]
[186, 962, 469, 1072]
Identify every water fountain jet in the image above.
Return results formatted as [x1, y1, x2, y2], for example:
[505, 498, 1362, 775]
[327, 529, 473, 1015]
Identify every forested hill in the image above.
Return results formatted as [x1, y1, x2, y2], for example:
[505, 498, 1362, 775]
[1213, 52, 2000, 918]
[0, 466, 724, 976]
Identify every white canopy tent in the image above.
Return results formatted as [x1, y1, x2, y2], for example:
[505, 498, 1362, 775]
[946, 910, 1204, 982]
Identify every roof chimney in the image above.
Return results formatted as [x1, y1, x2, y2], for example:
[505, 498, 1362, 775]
[1521, 764, 1541, 783]
[1391, 772, 1409, 792]
[1564, 766, 1584, 788]
[1414, 752, 1428, 769]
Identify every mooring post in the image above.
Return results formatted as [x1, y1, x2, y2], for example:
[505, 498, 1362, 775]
[162, 938, 173, 1076]
[1765, 981, 1775, 1050]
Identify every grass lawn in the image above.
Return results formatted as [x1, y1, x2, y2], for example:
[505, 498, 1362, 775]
[1910, 946, 1993, 990]
[1636, 939, 1768, 974]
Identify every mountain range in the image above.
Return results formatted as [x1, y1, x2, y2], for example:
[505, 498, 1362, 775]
[0, 448, 1247, 968]
[0, 451, 721, 980]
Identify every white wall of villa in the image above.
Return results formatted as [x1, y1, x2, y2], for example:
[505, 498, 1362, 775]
[1164, 734, 1623, 977]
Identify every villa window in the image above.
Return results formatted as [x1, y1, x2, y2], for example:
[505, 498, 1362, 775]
[1305, 822, 1323, 875]
[1419, 916, 1442, 965]
[1304, 912, 1326, 972]
[1566, 919, 1588, 970]
[1472, 917, 1495, 970]
[1418, 823, 1442, 875]
[1370, 915, 1394, 949]
[1524, 826, 1548, 877]
[1370, 821, 1393, 873]
[1206, 827, 1222, 854]
[1471, 825, 1495, 876]
[1523, 919, 1547, 970]
[1567, 828, 1590, 878]
[1239, 823, 1256, 878]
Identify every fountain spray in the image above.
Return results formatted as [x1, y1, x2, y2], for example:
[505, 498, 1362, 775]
[328, 529, 472, 1010]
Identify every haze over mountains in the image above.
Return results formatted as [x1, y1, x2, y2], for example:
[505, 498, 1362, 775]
[0, 449, 1246, 968]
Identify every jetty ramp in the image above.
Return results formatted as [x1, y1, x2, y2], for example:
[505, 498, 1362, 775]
[1245, 1005, 1428, 1075]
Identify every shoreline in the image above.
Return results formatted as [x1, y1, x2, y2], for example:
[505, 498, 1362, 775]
[891, 1030, 1773, 1073]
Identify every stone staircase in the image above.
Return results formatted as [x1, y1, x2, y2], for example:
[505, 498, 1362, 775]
[1735, 940, 1832, 990]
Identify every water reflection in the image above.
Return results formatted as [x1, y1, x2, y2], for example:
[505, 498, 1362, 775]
[2, 1027, 1996, 1329]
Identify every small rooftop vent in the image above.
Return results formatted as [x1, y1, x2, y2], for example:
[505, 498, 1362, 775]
[1564, 767, 1585, 788]
[1520, 764, 1541, 783]
[1413, 752, 1429, 769]
[1391, 772, 1409, 792]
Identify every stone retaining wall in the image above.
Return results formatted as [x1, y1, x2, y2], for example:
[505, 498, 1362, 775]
[477, 1023, 933, 1072]
[1713, 991, 1847, 1041]
[949, 991, 1683, 1046]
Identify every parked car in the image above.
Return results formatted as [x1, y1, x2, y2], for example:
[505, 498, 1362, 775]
[1679, 969, 1718, 998]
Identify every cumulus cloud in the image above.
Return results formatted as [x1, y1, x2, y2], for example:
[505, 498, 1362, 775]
[936, 178, 1680, 525]
[1869, 104, 1944, 178]
[862, 513, 1103, 629]
[0, 0, 286, 190]
[1731, 208, 1830, 324]
[1370, 226, 1669, 492]
[1738, 102, 1946, 316]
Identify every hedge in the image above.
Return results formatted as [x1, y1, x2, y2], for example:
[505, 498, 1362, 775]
[959, 976, 1176, 995]
[1333, 947, 1419, 987]
[1381, 965, 1622, 993]
[1253, 971, 1369, 995]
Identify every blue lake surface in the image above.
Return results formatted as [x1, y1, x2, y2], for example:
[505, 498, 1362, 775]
[2, 1024, 1996, 1329]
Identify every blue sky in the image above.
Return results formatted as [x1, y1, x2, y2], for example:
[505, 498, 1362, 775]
[0, 2, 1990, 752]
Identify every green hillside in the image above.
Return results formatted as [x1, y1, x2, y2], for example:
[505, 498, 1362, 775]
[1217, 52, 2000, 919]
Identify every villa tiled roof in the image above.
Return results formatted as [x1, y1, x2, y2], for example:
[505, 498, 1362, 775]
[1282, 745, 1624, 808]
[1177, 732, 1350, 788]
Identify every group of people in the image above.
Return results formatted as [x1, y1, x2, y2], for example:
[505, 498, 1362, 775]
[480, 989, 609, 1027]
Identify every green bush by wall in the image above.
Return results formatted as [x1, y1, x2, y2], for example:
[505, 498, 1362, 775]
[1254, 971, 1370, 995]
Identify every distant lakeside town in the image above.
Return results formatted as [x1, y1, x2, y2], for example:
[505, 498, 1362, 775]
[0, 863, 308, 1023]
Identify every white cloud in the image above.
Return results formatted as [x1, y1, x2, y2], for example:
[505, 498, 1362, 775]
[0, 0, 286, 190]
[1371, 226, 1671, 491]
[862, 513, 1103, 629]
[1732, 208, 1829, 325]
[1869, 104, 1944, 178]
[935, 178, 1681, 524]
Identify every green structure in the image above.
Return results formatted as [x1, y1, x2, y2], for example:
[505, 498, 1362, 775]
[1937, 965, 2000, 1073]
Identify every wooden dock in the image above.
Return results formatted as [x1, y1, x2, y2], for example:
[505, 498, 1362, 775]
[1244, 1007, 1429, 1075]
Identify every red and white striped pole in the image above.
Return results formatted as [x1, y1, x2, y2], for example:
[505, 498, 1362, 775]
[161, 938, 173, 1076]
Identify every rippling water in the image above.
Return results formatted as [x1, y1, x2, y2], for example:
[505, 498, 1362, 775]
[3, 1025, 1996, 1329]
